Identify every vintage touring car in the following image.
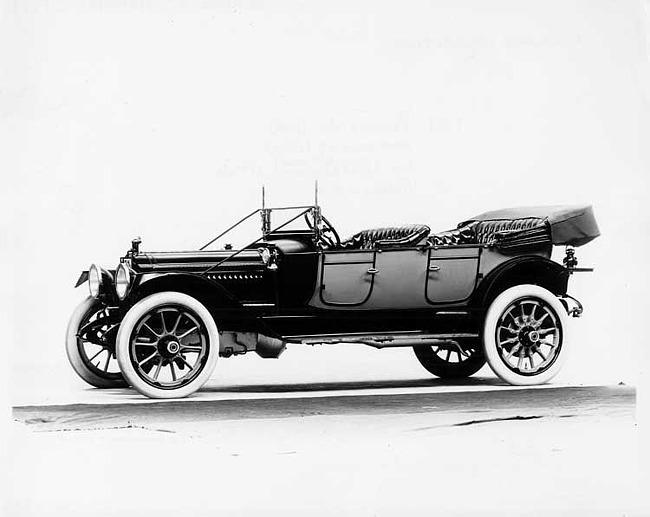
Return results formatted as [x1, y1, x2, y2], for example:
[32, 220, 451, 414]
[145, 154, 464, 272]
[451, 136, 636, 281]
[67, 200, 599, 398]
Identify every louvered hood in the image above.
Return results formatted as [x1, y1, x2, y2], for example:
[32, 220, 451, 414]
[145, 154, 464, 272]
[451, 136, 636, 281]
[132, 249, 266, 274]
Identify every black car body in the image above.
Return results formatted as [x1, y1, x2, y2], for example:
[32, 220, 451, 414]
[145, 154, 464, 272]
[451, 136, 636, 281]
[67, 202, 599, 398]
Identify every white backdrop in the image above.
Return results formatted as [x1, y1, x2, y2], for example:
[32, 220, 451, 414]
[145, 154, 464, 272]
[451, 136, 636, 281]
[3, 0, 650, 399]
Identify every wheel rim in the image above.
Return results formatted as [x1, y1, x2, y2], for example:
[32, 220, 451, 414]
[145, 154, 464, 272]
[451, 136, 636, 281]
[77, 307, 122, 380]
[495, 296, 562, 376]
[129, 304, 210, 390]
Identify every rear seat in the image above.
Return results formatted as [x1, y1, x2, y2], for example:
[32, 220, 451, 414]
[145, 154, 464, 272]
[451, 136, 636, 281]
[338, 218, 550, 251]
[428, 217, 550, 248]
[428, 222, 477, 246]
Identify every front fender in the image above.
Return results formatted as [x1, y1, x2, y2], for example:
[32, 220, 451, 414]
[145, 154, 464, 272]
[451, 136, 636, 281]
[126, 272, 275, 334]
[75, 270, 89, 288]
[128, 272, 242, 308]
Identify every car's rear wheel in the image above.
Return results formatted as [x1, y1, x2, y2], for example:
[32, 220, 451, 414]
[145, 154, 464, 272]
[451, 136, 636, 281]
[65, 297, 127, 388]
[413, 338, 486, 378]
[483, 284, 569, 385]
[116, 292, 219, 399]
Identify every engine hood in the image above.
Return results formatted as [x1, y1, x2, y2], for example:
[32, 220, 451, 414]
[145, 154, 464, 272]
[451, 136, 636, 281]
[132, 249, 266, 273]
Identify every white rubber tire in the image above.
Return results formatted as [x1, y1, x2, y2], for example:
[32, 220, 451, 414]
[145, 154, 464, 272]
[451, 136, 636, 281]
[66, 297, 127, 389]
[483, 284, 570, 386]
[116, 292, 219, 399]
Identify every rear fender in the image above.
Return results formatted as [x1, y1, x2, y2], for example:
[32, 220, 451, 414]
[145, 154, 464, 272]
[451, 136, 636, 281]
[472, 256, 570, 309]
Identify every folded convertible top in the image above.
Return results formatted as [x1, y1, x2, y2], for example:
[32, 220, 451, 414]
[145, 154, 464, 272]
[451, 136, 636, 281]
[462, 205, 600, 247]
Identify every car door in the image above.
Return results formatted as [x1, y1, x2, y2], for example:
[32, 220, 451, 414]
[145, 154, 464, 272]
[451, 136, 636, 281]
[317, 250, 376, 306]
[425, 246, 480, 304]
[363, 247, 430, 309]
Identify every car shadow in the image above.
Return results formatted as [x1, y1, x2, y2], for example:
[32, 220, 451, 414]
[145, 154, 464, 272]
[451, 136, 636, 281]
[199, 376, 505, 394]
[90, 376, 507, 403]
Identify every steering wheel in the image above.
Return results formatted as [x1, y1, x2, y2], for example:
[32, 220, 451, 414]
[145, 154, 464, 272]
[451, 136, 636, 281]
[304, 212, 341, 249]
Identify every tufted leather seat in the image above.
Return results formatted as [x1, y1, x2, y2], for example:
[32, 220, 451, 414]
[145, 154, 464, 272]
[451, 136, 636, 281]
[339, 224, 431, 250]
[428, 217, 550, 251]
[428, 222, 478, 246]
[473, 217, 547, 244]
[338, 218, 549, 251]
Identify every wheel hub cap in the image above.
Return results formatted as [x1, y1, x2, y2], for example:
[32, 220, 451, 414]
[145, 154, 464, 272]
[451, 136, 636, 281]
[518, 326, 540, 347]
[158, 336, 182, 359]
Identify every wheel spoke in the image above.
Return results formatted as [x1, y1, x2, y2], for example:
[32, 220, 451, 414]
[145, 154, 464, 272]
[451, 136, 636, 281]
[505, 344, 521, 360]
[538, 327, 557, 336]
[499, 325, 518, 334]
[160, 311, 167, 334]
[143, 323, 161, 338]
[178, 326, 198, 340]
[134, 340, 157, 348]
[504, 308, 520, 326]
[170, 362, 177, 381]
[517, 347, 525, 370]
[536, 349, 547, 361]
[88, 348, 106, 363]
[446, 349, 451, 362]
[499, 337, 519, 346]
[179, 356, 194, 371]
[170, 313, 182, 335]
[528, 354, 535, 369]
[103, 352, 111, 372]
[180, 345, 202, 353]
[153, 358, 163, 380]
[536, 312, 549, 328]
[138, 351, 158, 367]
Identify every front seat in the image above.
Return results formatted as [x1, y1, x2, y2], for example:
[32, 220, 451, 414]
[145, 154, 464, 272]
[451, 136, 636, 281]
[339, 224, 431, 250]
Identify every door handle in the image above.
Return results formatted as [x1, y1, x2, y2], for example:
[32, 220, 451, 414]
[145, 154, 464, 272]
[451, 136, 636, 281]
[367, 268, 379, 275]
[429, 265, 441, 272]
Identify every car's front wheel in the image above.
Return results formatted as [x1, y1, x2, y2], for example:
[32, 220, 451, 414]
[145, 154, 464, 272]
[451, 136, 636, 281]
[483, 284, 569, 385]
[66, 297, 127, 389]
[413, 338, 486, 379]
[116, 292, 219, 399]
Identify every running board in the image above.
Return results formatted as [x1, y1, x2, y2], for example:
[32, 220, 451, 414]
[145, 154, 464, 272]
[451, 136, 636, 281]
[286, 331, 480, 348]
